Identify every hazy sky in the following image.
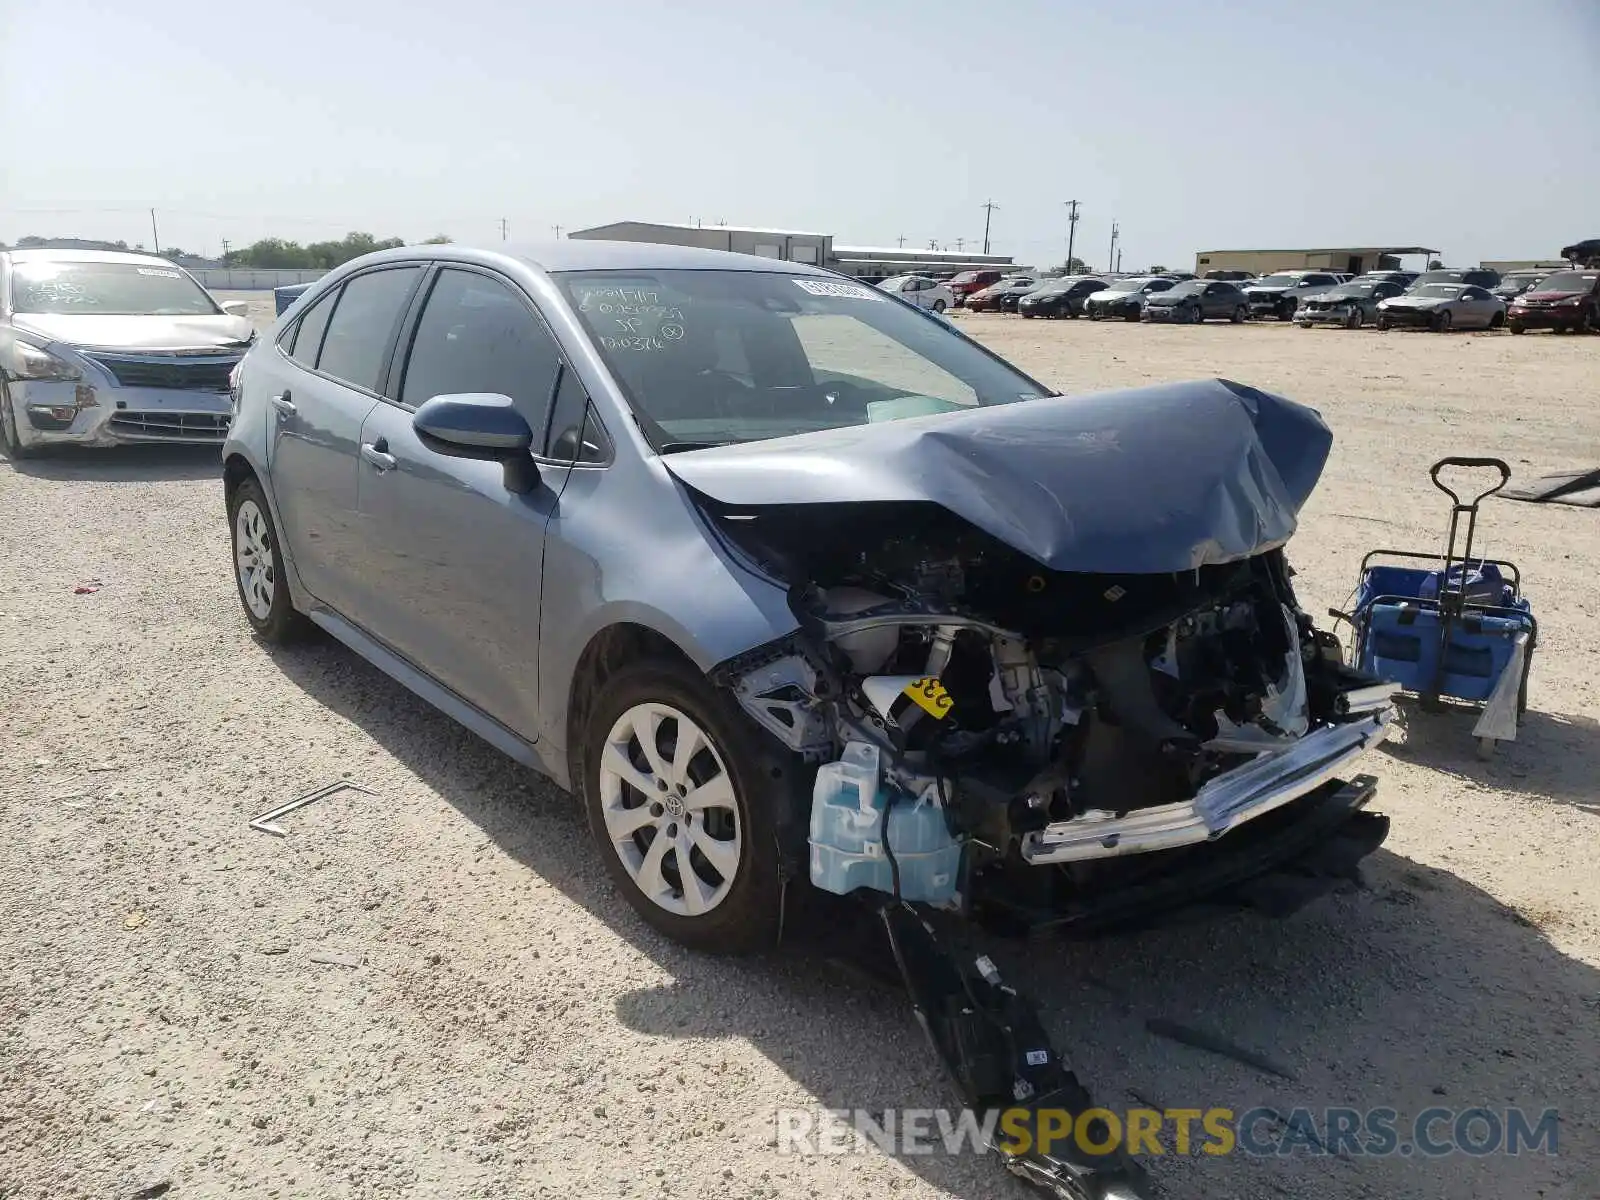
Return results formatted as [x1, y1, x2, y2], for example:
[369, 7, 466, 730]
[3, 0, 1597, 269]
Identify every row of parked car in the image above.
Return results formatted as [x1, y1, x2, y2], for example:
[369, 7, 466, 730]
[897, 264, 1600, 334]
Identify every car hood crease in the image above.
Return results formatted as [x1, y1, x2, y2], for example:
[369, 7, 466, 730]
[663, 378, 1332, 574]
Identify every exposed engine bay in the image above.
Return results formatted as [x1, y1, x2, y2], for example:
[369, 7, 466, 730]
[710, 500, 1396, 922]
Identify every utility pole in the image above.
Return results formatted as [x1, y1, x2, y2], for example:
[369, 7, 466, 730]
[499, 218, 508, 241]
[1116, 248, 1123, 273]
[955, 237, 966, 252]
[1063, 200, 1080, 271]
[552, 224, 564, 239]
[221, 238, 231, 262]
[928, 238, 939, 250]
[150, 208, 161, 254]
[1108, 221, 1119, 273]
[897, 234, 907, 248]
[980, 200, 999, 254]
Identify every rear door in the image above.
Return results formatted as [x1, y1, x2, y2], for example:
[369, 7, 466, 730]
[351, 265, 584, 741]
[1459, 285, 1497, 327]
[264, 265, 423, 612]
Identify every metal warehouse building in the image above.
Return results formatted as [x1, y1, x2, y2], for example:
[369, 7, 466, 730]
[568, 221, 1015, 280]
[1194, 245, 1439, 276]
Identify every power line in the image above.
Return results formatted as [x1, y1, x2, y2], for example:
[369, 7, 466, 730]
[980, 200, 999, 255]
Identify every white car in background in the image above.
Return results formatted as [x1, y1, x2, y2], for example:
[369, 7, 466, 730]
[877, 274, 954, 312]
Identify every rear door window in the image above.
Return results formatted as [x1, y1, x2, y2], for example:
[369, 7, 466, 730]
[287, 289, 338, 369]
[399, 268, 564, 433]
[316, 266, 423, 393]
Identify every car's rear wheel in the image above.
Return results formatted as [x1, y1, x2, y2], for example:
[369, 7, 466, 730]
[1231, 305, 1247, 323]
[1489, 311, 1506, 330]
[1577, 307, 1594, 334]
[584, 661, 786, 954]
[1346, 308, 1364, 329]
[1377, 314, 1393, 331]
[228, 477, 312, 643]
[0, 383, 38, 460]
[1508, 320, 1526, 334]
[932, 299, 947, 313]
[1432, 310, 1452, 332]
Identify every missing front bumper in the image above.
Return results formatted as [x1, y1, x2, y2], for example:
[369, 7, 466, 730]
[1019, 713, 1389, 865]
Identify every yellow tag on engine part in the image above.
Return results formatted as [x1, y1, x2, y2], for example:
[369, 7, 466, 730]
[904, 677, 953, 719]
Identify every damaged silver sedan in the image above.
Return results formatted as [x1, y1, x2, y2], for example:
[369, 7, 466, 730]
[1, 249, 254, 457]
[225, 241, 1396, 1197]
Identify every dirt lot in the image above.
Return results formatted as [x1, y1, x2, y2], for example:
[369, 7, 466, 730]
[2, 301, 1597, 1199]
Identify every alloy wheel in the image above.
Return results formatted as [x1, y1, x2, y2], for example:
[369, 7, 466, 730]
[234, 499, 277, 621]
[597, 702, 742, 917]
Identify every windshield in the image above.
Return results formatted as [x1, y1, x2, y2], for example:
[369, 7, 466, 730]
[1162, 281, 1206, 297]
[1412, 271, 1466, 286]
[1330, 284, 1378, 298]
[1252, 274, 1303, 288]
[949, 271, 985, 285]
[559, 269, 1051, 450]
[9, 260, 219, 316]
[1414, 285, 1462, 298]
[1104, 278, 1147, 293]
[878, 276, 912, 290]
[1530, 271, 1596, 292]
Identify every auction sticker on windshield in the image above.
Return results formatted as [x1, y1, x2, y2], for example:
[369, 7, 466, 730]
[136, 268, 181, 277]
[794, 280, 884, 301]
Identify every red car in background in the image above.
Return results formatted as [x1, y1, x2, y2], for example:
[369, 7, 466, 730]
[1508, 268, 1600, 334]
[945, 269, 1005, 306]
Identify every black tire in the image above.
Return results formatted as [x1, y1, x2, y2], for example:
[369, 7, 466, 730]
[1489, 311, 1506, 330]
[1509, 320, 1526, 334]
[1346, 307, 1364, 330]
[582, 660, 790, 955]
[1087, 307, 1101, 321]
[1578, 307, 1594, 334]
[1231, 306, 1247, 324]
[932, 299, 947, 313]
[227, 475, 313, 643]
[1123, 308, 1141, 323]
[1377, 314, 1393, 331]
[1279, 299, 1297, 321]
[0, 382, 38, 460]
[1432, 309, 1452, 333]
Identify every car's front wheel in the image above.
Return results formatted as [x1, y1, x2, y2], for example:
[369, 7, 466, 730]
[0, 383, 37, 460]
[1432, 309, 1453, 332]
[228, 476, 312, 643]
[584, 661, 786, 954]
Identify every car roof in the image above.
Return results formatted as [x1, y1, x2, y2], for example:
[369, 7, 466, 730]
[3, 248, 183, 267]
[507, 240, 833, 275]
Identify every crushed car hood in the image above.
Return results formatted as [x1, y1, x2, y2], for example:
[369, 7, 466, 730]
[12, 312, 255, 352]
[665, 379, 1332, 574]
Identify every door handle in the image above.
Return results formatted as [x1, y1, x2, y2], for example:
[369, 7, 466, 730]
[360, 440, 397, 472]
[271, 392, 296, 417]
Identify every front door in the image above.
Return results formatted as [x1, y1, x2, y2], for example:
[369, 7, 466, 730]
[350, 266, 576, 742]
[265, 266, 422, 612]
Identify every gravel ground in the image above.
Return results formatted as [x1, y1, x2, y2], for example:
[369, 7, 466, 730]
[2, 297, 1597, 1200]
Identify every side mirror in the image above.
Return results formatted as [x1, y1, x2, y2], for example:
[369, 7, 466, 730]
[413, 392, 539, 494]
[221, 300, 251, 318]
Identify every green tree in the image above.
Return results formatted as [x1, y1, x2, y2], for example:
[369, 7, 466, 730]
[1148, 264, 1168, 274]
[1063, 256, 1088, 274]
